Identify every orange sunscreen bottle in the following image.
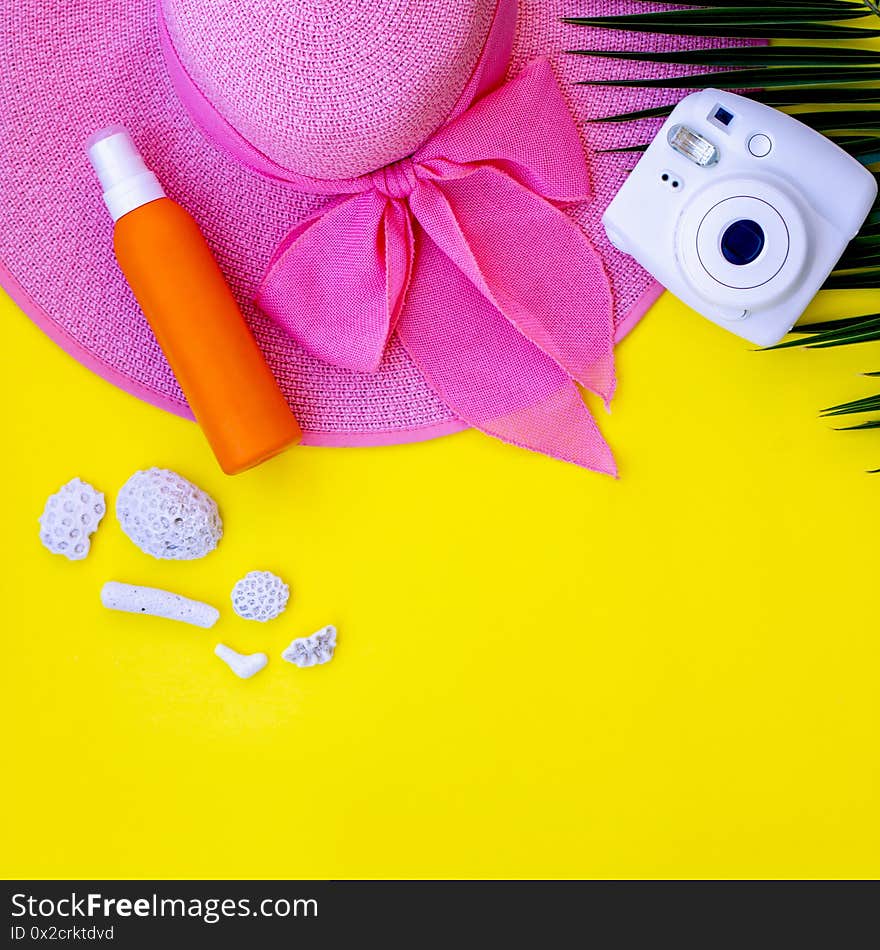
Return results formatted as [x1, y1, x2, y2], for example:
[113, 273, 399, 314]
[87, 126, 301, 475]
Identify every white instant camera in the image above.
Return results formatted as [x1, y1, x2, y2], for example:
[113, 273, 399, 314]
[602, 89, 877, 346]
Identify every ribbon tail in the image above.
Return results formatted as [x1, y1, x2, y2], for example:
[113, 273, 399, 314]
[411, 172, 616, 405]
[397, 232, 616, 474]
[255, 191, 413, 373]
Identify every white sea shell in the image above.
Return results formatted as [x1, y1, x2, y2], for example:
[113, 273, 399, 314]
[282, 625, 337, 668]
[39, 477, 106, 560]
[116, 468, 222, 560]
[231, 570, 289, 622]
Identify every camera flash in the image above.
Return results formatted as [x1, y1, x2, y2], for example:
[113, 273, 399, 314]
[668, 124, 719, 167]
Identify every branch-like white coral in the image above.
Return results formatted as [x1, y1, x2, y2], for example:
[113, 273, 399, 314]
[39, 478, 106, 561]
[282, 626, 337, 668]
[101, 581, 220, 628]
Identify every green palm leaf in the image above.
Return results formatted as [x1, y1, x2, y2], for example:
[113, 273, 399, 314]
[562, 7, 873, 24]
[569, 45, 880, 66]
[821, 394, 880, 416]
[562, 12, 880, 40]
[755, 110, 880, 130]
[590, 90, 880, 123]
[835, 419, 880, 429]
[764, 314, 880, 350]
[824, 270, 880, 289]
[836, 247, 880, 268]
[573, 24, 880, 38]
[579, 66, 880, 89]
[596, 144, 649, 154]
[836, 141, 880, 166]
[756, 86, 880, 106]
[589, 106, 677, 124]
[789, 314, 880, 334]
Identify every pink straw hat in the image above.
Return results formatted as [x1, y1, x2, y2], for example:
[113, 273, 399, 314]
[0, 1, 727, 469]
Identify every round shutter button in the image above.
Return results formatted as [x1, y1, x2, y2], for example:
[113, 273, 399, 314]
[748, 133, 772, 157]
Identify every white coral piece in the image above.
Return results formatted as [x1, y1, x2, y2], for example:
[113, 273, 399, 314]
[101, 581, 220, 629]
[39, 478, 106, 560]
[231, 570, 289, 622]
[282, 625, 337, 668]
[214, 644, 268, 679]
[116, 468, 222, 560]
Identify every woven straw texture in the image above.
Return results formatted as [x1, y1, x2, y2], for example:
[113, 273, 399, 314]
[0, 1, 745, 446]
[164, 0, 497, 180]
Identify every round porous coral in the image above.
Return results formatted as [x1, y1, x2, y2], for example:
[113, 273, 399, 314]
[231, 571, 290, 622]
[116, 468, 222, 560]
[39, 477, 106, 560]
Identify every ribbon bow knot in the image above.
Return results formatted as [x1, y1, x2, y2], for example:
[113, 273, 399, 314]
[370, 158, 420, 200]
[255, 59, 618, 473]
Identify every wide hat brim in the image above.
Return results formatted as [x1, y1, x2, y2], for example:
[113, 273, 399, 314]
[0, 1, 727, 447]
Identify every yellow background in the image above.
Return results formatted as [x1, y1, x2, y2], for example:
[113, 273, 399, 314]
[1, 281, 878, 879]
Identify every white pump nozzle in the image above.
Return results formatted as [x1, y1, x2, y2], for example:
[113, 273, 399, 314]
[86, 126, 165, 222]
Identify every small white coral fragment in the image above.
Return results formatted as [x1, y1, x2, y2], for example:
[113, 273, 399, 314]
[39, 478, 106, 561]
[116, 467, 222, 560]
[282, 625, 337, 668]
[231, 570, 290, 622]
[101, 581, 219, 628]
[214, 643, 268, 679]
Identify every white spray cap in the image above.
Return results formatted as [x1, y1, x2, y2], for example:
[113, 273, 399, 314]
[86, 125, 165, 222]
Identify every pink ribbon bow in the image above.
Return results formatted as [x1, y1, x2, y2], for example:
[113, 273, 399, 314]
[257, 61, 617, 473]
[159, 2, 617, 473]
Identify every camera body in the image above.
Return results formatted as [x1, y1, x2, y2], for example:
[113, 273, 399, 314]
[602, 89, 877, 346]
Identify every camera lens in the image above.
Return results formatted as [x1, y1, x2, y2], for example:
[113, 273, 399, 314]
[720, 219, 765, 265]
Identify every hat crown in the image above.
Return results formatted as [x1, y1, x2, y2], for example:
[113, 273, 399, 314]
[161, 0, 498, 180]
